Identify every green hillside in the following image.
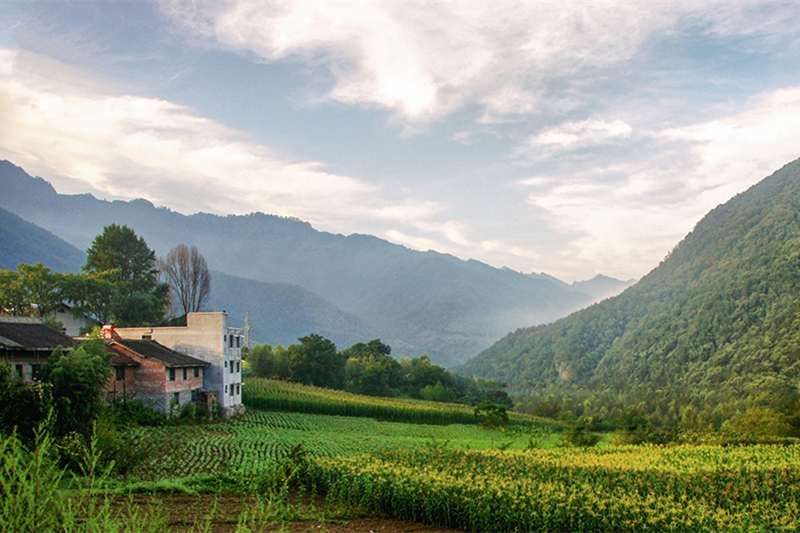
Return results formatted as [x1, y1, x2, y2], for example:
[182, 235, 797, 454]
[459, 157, 800, 425]
[0, 207, 85, 273]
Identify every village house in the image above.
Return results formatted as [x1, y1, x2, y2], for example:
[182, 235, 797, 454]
[111, 312, 244, 416]
[105, 337, 210, 416]
[48, 302, 100, 337]
[0, 316, 74, 382]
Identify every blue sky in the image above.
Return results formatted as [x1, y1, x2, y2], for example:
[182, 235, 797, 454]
[2, 1, 800, 282]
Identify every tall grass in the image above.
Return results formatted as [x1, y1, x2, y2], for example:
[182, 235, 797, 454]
[0, 431, 168, 533]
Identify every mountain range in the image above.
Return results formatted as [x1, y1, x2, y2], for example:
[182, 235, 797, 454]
[0, 160, 632, 366]
[458, 156, 800, 420]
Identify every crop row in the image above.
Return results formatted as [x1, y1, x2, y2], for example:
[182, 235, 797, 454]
[129, 410, 526, 480]
[243, 378, 544, 426]
[306, 445, 800, 532]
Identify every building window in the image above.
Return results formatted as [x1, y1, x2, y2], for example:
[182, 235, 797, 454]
[224, 385, 228, 394]
[172, 392, 180, 405]
[236, 384, 240, 395]
[194, 367, 199, 378]
[31, 364, 42, 381]
[236, 361, 240, 373]
[236, 336, 240, 348]
[191, 389, 197, 402]
[168, 368, 176, 381]
[182, 368, 187, 380]
[115, 366, 125, 381]
[224, 360, 228, 369]
[141, 334, 151, 340]
[230, 362, 234, 374]
[229, 335, 234, 348]
[15, 364, 23, 379]
[230, 385, 234, 396]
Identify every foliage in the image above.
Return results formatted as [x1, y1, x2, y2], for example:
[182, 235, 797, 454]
[460, 158, 800, 429]
[0, 363, 53, 447]
[159, 243, 211, 316]
[307, 444, 800, 533]
[80, 224, 169, 326]
[44, 338, 112, 438]
[0, 431, 168, 533]
[288, 334, 344, 388]
[473, 399, 509, 428]
[0, 263, 63, 317]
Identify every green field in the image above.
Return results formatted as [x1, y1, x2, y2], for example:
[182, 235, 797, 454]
[126, 409, 550, 481]
[104, 380, 800, 532]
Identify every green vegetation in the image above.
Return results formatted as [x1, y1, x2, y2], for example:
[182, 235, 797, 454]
[459, 157, 800, 431]
[1, 225, 169, 328]
[308, 445, 800, 532]
[246, 338, 513, 408]
[244, 377, 535, 426]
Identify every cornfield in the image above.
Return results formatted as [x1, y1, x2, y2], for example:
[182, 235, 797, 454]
[307, 444, 800, 532]
[243, 377, 544, 426]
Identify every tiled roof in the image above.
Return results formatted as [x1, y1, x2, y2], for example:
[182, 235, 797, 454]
[109, 353, 140, 367]
[0, 316, 75, 349]
[110, 339, 209, 368]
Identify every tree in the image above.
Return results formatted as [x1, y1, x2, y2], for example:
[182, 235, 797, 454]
[0, 362, 53, 446]
[43, 338, 112, 438]
[80, 224, 169, 326]
[473, 399, 509, 428]
[342, 340, 402, 397]
[159, 244, 211, 316]
[0, 263, 62, 318]
[289, 334, 344, 389]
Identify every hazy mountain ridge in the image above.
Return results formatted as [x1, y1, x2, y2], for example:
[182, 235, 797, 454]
[458, 156, 800, 416]
[0, 160, 628, 366]
[0, 207, 85, 273]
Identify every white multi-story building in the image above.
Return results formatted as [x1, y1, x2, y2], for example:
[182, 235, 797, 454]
[113, 312, 245, 416]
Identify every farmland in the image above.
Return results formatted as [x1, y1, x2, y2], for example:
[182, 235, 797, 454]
[102, 380, 800, 532]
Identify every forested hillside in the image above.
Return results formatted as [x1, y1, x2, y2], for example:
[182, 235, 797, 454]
[0, 207, 85, 273]
[459, 157, 800, 425]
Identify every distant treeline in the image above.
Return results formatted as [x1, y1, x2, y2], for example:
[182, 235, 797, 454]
[244, 336, 512, 408]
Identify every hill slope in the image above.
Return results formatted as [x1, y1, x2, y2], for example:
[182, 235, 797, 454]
[0, 207, 85, 273]
[459, 157, 800, 420]
[0, 160, 599, 366]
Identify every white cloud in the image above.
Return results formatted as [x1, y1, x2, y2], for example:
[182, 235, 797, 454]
[158, 1, 800, 124]
[525, 119, 633, 152]
[0, 49, 434, 231]
[519, 85, 800, 280]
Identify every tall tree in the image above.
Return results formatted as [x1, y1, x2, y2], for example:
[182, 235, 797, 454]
[81, 224, 169, 326]
[159, 244, 211, 316]
[289, 334, 344, 389]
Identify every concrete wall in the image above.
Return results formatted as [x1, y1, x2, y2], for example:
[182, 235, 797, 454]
[114, 312, 244, 414]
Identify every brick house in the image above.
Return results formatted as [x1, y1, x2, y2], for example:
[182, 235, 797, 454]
[0, 316, 75, 382]
[112, 312, 244, 416]
[105, 338, 210, 415]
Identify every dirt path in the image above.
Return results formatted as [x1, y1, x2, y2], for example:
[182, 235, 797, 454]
[116, 494, 465, 533]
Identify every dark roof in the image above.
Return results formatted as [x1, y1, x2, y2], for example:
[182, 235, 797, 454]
[0, 317, 75, 350]
[109, 353, 140, 367]
[110, 339, 209, 368]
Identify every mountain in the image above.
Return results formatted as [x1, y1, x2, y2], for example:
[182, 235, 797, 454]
[458, 157, 800, 420]
[0, 207, 85, 273]
[0, 160, 620, 366]
[0, 213, 380, 350]
[209, 270, 380, 350]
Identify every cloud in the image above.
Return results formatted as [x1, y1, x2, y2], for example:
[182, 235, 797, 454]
[158, 1, 800, 124]
[518, 85, 800, 280]
[0, 49, 433, 231]
[524, 119, 633, 152]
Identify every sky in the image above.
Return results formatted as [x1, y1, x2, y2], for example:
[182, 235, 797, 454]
[2, 1, 800, 282]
